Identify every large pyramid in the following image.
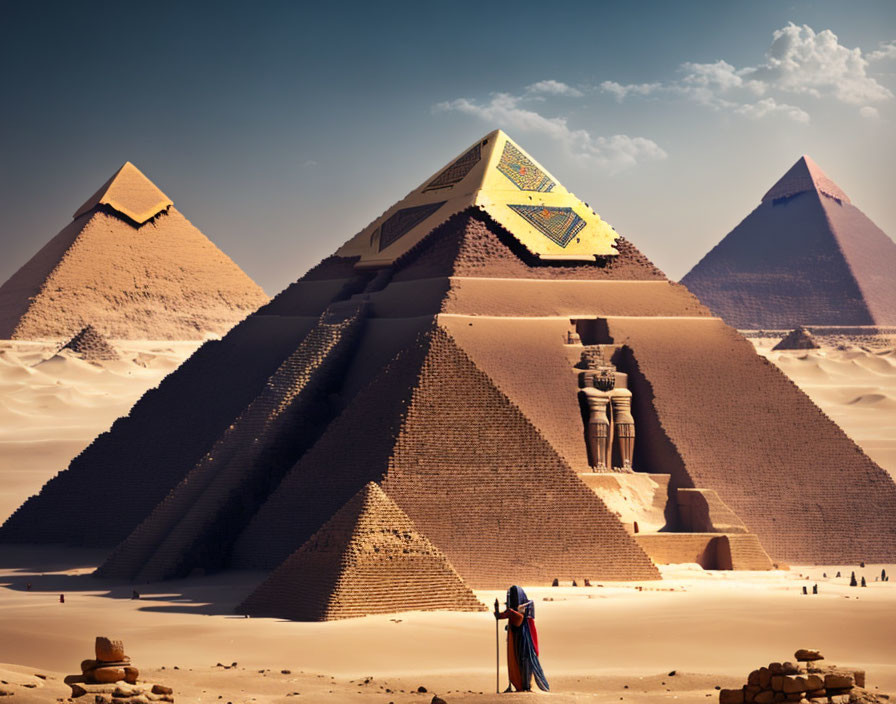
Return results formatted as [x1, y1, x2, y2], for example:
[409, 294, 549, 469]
[236, 483, 485, 620]
[4, 132, 896, 603]
[0, 162, 269, 340]
[681, 155, 896, 329]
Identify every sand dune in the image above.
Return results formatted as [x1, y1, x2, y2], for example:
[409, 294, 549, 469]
[754, 340, 896, 479]
[0, 340, 201, 523]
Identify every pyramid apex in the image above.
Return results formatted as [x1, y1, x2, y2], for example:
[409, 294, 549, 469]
[73, 161, 173, 225]
[761, 154, 850, 205]
[335, 130, 619, 267]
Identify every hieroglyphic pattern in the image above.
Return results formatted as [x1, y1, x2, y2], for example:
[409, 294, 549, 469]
[376, 201, 447, 251]
[423, 143, 482, 192]
[497, 142, 555, 192]
[507, 204, 586, 247]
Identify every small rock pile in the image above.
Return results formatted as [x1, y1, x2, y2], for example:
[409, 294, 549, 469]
[63, 637, 173, 702]
[719, 649, 888, 703]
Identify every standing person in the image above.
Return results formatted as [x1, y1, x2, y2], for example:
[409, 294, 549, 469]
[495, 585, 549, 692]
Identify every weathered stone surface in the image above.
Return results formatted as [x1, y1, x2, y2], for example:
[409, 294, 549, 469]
[825, 673, 854, 690]
[720, 689, 745, 704]
[748, 671, 761, 686]
[96, 637, 126, 662]
[754, 691, 775, 704]
[92, 667, 127, 684]
[853, 670, 866, 688]
[781, 676, 810, 694]
[759, 668, 772, 688]
[151, 684, 173, 695]
[794, 649, 823, 662]
[772, 675, 784, 691]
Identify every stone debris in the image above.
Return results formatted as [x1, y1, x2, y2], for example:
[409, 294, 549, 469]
[63, 636, 173, 701]
[719, 649, 887, 703]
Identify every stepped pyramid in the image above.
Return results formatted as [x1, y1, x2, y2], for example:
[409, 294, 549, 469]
[237, 483, 485, 620]
[682, 155, 896, 329]
[5, 132, 896, 598]
[60, 325, 119, 361]
[0, 162, 269, 340]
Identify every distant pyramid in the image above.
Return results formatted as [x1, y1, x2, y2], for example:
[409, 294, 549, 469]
[236, 483, 485, 620]
[60, 325, 119, 361]
[682, 155, 896, 329]
[4, 131, 896, 593]
[772, 327, 819, 351]
[0, 162, 269, 340]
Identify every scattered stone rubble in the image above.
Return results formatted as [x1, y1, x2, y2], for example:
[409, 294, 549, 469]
[63, 637, 173, 701]
[720, 649, 888, 703]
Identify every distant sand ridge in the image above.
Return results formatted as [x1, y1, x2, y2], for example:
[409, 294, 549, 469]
[3, 132, 896, 620]
[682, 155, 896, 329]
[0, 161, 269, 340]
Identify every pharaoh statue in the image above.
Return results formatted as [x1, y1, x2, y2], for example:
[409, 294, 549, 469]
[579, 346, 635, 471]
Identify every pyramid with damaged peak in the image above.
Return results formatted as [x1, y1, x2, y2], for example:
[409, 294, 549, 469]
[0, 161, 269, 340]
[682, 155, 896, 329]
[5, 131, 896, 618]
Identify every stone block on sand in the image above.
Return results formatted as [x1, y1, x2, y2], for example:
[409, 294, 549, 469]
[96, 637, 126, 662]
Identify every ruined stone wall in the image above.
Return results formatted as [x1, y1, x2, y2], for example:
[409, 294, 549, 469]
[98, 302, 368, 582]
[392, 210, 666, 282]
[0, 314, 315, 546]
[609, 317, 896, 563]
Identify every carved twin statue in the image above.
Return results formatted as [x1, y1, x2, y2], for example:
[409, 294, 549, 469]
[579, 347, 635, 472]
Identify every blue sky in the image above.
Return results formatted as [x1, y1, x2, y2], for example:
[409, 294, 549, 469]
[1, 0, 894, 292]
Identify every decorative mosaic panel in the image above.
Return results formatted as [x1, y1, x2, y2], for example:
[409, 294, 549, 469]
[497, 142, 555, 192]
[376, 201, 447, 251]
[507, 204, 586, 247]
[423, 143, 482, 192]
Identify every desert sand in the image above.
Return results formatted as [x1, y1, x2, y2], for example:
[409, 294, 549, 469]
[752, 338, 896, 479]
[0, 549, 894, 703]
[0, 340, 201, 523]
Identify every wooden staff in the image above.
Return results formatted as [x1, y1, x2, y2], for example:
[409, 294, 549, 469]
[494, 598, 500, 693]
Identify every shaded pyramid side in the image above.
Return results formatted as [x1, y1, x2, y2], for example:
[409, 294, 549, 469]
[97, 302, 368, 582]
[606, 317, 896, 563]
[818, 196, 896, 325]
[761, 155, 850, 205]
[234, 324, 659, 586]
[60, 324, 118, 361]
[681, 191, 874, 328]
[238, 482, 485, 621]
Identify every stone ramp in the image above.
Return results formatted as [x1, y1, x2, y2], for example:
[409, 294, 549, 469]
[234, 324, 659, 587]
[237, 483, 484, 621]
[97, 302, 368, 582]
[635, 533, 773, 570]
[606, 316, 896, 563]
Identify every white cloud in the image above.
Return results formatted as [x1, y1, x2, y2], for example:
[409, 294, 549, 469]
[868, 41, 896, 62]
[600, 23, 894, 122]
[747, 24, 892, 104]
[735, 97, 810, 123]
[860, 105, 880, 119]
[600, 80, 661, 101]
[433, 93, 666, 171]
[525, 80, 584, 98]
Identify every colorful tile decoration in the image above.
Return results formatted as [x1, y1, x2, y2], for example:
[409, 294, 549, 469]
[507, 204, 586, 248]
[423, 143, 482, 192]
[376, 201, 447, 251]
[496, 141, 555, 192]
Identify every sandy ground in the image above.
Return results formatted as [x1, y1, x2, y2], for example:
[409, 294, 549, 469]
[0, 549, 893, 703]
[752, 340, 896, 479]
[0, 340, 202, 523]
